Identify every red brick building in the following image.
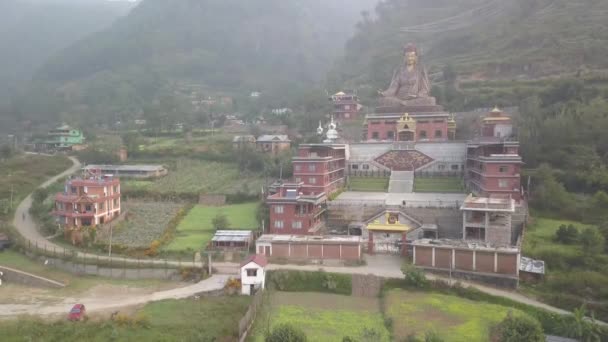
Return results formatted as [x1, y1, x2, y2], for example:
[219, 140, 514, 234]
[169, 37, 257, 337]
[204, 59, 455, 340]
[53, 175, 121, 229]
[466, 108, 522, 201]
[293, 144, 346, 195]
[266, 182, 326, 234]
[364, 112, 456, 142]
[267, 144, 346, 235]
[256, 235, 362, 261]
[330, 91, 361, 120]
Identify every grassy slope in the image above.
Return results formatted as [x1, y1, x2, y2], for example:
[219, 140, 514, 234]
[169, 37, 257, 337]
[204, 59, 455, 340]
[385, 289, 526, 341]
[349, 177, 389, 192]
[0, 154, 71, 216]
[522, 217, 592, 259]
[414, 177, 464, 193]
[164, 202, 258, 251]
[0, 297, 251, 342]
[251, 292, 390, 342]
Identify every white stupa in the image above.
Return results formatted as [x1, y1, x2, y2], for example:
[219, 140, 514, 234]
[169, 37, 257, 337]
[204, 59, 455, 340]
[324, 116, 339, 143]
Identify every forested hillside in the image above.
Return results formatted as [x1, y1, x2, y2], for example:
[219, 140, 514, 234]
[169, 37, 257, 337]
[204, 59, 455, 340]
[330, 0, 608, 93]
[0, 0, 133, 104]
[11, 0, 376, 129]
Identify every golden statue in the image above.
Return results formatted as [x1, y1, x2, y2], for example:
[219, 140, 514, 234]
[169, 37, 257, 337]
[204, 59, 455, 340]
[379, 43, 435, 107]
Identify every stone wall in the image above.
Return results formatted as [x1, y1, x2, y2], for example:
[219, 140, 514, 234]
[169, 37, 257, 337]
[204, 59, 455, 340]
[0, 266, 65, 288]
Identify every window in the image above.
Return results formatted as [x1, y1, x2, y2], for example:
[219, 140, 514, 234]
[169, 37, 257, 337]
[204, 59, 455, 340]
[292, 221, 302, 229]
[309, 177, 317, 184]
[113, 185, 119, 193]
[85, 204, 92, 212]
[362, 164, 370, 170]
[418, 120, 429, 124]
[99, 202, 104, 210]
[451, 164, 459, 171]
[435, 130, 442, 138]
[498, 179, 509, 188]
[294, 165, 301, 171]
[246, 269, 257, 277]
[274, 205, 284, 214]
[387, 131, 394, 139]
[419, 131, 427, 139]
[295, 177, 301, 183]
[71, 186, 77, 194]
[499, 166, 509, 173]
[433, 120, 444, 123]
[370, 121, 380, 125]
[372, 132, 379, 139]
[344, 105, 350, 110]
[274, 220, 284, 229]
[351, 164, 359, 170]
[438, 164, 445, 170]
[308, 164, 316, 172]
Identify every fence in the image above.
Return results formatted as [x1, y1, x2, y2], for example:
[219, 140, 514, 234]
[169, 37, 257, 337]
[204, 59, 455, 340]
[238, 289, 265, 341]
[348, 170, 391, 177]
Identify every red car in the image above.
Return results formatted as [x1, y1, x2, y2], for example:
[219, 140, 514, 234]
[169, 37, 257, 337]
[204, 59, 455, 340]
[68, 304, 86, 321]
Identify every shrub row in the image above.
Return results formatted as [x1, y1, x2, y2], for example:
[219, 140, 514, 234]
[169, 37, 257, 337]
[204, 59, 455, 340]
[383, 279, 608, 340]
[266, 270, 352, 295]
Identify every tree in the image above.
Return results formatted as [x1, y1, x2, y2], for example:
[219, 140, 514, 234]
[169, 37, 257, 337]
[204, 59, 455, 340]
[580, 227, 605, 256]
[265, 323, 307, 342]
[555, 224, 579, 244]
[496, 313, 544, 342]
[211, 213, 229, 231]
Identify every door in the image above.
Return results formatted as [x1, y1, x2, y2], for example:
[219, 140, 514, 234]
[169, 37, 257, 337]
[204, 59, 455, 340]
[250, 284, 255, 295]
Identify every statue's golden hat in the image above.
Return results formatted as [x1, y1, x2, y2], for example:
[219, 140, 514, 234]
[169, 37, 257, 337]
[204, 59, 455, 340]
[404, 43, 418, 54]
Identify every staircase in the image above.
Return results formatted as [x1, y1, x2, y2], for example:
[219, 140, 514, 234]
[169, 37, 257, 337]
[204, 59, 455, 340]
[388, 171, 414, 193]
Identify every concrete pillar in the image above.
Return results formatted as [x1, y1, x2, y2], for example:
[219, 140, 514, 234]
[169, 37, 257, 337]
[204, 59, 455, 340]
[412, 245, 416, 265]
[452, 249, 456, 270]
[432, 247, 436, 267]
[288, 243, 291, 257]
[368, 232, 374, 255]
[494, 252, 498, 273]
[473, 250, 477, 271]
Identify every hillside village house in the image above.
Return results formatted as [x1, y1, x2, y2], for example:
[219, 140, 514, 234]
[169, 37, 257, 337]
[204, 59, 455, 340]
[330, 91, 361, 120]
[53, 173, 121, 244]
[36, 124, 85, 151]
[240, 254, 267, 295]
[83, 165, 168, 179]
[256, 135, 291, 155]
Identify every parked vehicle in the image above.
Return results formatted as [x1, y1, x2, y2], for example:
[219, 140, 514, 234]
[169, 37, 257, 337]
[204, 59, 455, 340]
[68, 304, 86, 321]
[0, 233, 11, 251]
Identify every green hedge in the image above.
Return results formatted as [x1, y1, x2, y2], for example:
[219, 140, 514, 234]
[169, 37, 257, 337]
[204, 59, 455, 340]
[383, 279, 608, 340]
[266, 270, 352, 295]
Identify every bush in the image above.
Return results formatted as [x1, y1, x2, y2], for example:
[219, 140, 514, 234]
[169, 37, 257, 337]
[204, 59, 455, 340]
[265, 323, 307, 342]
[580, 227, 605, 256]
[212, 213, 229, 231]
[555, 224, 579, 244]
[401, 263, 429, 288]
[266, 270, 352, 295]
[496, 313, 544, 342]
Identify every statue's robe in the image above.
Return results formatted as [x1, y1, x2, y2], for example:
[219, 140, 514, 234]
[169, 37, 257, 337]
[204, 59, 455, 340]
[380, 64, 434, 107]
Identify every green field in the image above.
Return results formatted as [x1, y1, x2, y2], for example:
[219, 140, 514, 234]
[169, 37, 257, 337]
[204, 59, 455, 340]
[251, 292, 390, 342]
[385, 289, 525, 341]
[97, 201, 186, 249]
[348, 177, 389, 192]
[164, 203, 258, 252]
[0, 297, 251, 342]
[414, 177, 464, 193]
[122, 158, 264, 195]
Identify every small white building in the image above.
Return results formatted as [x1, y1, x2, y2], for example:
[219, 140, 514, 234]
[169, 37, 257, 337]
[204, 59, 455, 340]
[240, 254, 267, 295]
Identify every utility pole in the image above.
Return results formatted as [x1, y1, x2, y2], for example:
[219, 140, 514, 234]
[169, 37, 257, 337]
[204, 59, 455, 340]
[108, 225, 113, 257]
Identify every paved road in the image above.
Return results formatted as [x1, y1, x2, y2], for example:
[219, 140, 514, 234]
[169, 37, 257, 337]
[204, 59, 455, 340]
[0, 274, 230, 317]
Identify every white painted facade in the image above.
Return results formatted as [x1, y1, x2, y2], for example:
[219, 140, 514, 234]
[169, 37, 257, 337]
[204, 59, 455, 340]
[240, 261, 265, 295]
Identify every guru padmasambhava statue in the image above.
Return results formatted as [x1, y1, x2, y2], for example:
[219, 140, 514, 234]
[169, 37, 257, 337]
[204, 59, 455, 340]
[379, 43, 435, 107]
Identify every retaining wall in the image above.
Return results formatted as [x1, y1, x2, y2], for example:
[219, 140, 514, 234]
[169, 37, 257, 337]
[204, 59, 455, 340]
[0, 265, 65, 288]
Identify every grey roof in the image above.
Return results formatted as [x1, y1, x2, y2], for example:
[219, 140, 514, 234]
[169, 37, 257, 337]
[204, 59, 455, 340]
[212, 230, 253, 242]
[520, 256, 545, 275]
[84, 164, 165, 172]
[257, 135, 290, 142]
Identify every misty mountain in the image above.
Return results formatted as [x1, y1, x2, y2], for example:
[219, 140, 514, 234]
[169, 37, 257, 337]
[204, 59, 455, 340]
[330, 0, 608, 91]
[0, 0, 133, 104]
[17, 0, 377, 126]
